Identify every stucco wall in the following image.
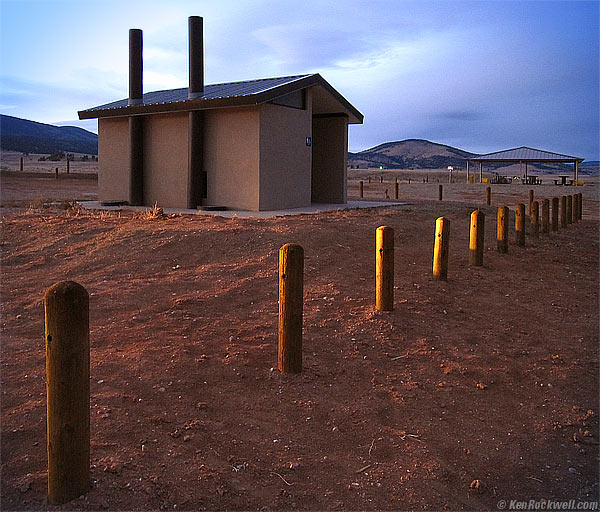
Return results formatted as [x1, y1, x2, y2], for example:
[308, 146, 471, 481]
[259, 102, 313, 210]
[142, 112, 189, 209]
[98, 117, 129, 202]
[311, 115, 348, 204]
[204, 107, 260, 211]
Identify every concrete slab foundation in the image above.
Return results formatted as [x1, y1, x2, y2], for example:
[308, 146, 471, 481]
[78, 200, 407, 219]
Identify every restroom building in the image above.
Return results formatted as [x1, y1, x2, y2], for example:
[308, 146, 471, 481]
[78, 16, 363, 211]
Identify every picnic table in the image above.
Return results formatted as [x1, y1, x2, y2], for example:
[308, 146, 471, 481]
[554, 175, 572, 186]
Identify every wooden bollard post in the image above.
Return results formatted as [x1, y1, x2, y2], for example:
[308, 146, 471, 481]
[376, 226, 394, 311]
[359, 181, 364, 199]
[278, 244, 304, 373]
[55, 167, 59, 179]
[469, 210, 485, 266]
[541, 198, 549, 233]
[45, 281, 90, 505]
[578, 193, 583, 220]
[515, 204, 526, 247]
[20, 156, 24, 172]
[394, 181, 399, 200]
[530, 200, 539, 237]
[486, 186, 491, 206]
[572, 194, 578, 223]
[497, 206, 508, 253]
[433, 217, 450, 280]
[380, 176, 383, 183]
[551, 197, 559, 231]
[528, 189, 534, 216]
[567, 195, 573, 224]
[560, 195, 567, 228]
[438, 184, 443, 201]
[66, 159, 70, 174]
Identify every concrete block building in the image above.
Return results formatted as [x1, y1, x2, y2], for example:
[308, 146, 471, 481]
[79, 17, 363, 211]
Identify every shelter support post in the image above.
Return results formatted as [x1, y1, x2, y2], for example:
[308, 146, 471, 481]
[574, 161, 578, 184]
[466, 160, 470, 183]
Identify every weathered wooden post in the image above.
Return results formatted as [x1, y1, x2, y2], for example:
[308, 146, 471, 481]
[394, 181, 399, 200]
[469, 210, 485, 266]
[66, 158, 70, 175]
[433, 217, 450, 280]
[55, 167, 59, 179]
[528, 189, 534, 216]
[20, 156, 24, 172]
[530, 200, 539, 238]
[45, 281, 90, 505]
[560, 195, 567, 228]
[486, 186, 491, 206]
[541, 199, 549, 233]
[497, 206, 509, 253]
[515, 203, 526, 247]
[376, 226, 394, 311]
[567, 195, 573, 225]
[278, 244, 304, 373]
[578, 193, 583, 220]
[551, 197, 559, 231]
[359, 181, 364, 199]
[380, 176, 383, 183]
[438, 184, 443, 201]
[572, 194, 578, 223]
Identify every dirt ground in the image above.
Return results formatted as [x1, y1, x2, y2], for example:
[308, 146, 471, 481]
[1, 171, 598, 511]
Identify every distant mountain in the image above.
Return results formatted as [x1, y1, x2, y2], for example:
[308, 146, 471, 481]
[348, 139, 477, 169]
[0, 114, 98, 155]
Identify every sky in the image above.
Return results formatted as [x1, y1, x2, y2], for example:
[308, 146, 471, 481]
[1, 0, 598, 159]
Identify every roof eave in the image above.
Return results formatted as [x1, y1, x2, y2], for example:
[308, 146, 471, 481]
[78, 73, 364, 124]
[467, 157, 585, 163]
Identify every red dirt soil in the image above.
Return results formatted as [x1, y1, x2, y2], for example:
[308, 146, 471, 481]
[1, 175, 598, 510]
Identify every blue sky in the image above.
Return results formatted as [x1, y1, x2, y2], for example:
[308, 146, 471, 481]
[1, 0, 598, 159]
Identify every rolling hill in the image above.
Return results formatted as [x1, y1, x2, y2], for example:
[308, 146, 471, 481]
[348, 139, 477, 169]
[0, 114, 98, 155]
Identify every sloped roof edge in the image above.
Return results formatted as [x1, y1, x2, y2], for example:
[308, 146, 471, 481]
[468, 146, 584, 163]
[78, 73, 363, 124]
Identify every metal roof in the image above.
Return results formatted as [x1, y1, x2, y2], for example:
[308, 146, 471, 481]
[468, 146, 584, 163]
[78, 73, 363, 124]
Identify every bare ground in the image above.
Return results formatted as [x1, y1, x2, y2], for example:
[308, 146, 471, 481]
[1, 172, 598, 511]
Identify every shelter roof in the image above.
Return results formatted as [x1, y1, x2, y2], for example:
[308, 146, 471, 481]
[468, 146, 584, 163]
[78, 73, 363, 124]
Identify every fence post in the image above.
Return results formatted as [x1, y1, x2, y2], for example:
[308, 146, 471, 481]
[541, 199, 549, 233]
[20, 156, 24, 172]
[66, 159, 70, 175]
[278, 244, 304, 373]
[438, 184, 443, 201]
[45, 281, 90, 505]
[376, 226, 394, 311]
[55, 167, 59, 180]
[567, 195, 573, 225]
[395, 181, 399, 200]
[469, 210, 485, 266]
[528, 190, 534, 216]
[515, 204, 526, 247]
[551, 197, 559, 231]
[433, 217, 450, 280]
[359, 181, 364, 199]
[560, 196, 567, 228]
[578, 193, 583, 220]
[486, 186, 491, 206]
[497, 206, 508, 253]
[572, 194, 578, 223]
[530, 201, 539, 238]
